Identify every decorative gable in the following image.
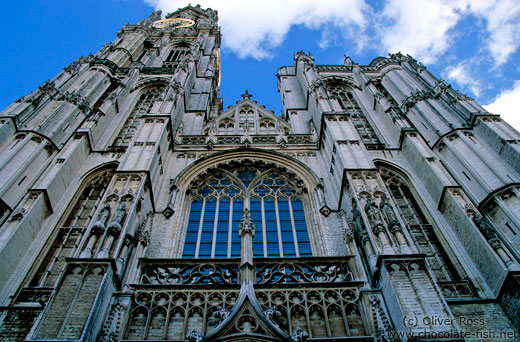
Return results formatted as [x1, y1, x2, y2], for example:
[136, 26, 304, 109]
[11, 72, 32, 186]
[203, 91, 290, 136]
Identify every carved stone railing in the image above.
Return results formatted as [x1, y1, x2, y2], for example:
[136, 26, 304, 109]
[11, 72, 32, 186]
[130, 257, 364, 340]
[437, 280, 478, 300]
[217, 136, 241, 144]
[180, 135, 206, 144]
[255, 257, 355, 285]
[140, 66, 176, 75]
[12, 287, 53, 305]
[252, 135, 277, 143]
[90, 58, 119, 73]
[287, 134, 313, 144]
[139, 259, 239, 285]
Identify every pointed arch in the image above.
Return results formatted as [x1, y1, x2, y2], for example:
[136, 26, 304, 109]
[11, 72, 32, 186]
[171, 150, 323, 259]
[376, 161, 461, 281]
[24, 165, 117, 288]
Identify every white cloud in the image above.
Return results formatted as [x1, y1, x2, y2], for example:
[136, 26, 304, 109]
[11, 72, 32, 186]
[443, 63, 482, 97]
[144, 0, 369, 59]
[143, 0, 520, 68]
[484, 81, 520, 130]
[465, 0, 520, 66]
[376, 0, 464, 64]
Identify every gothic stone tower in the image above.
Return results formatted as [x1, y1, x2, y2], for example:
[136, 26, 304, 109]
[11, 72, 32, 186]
[0, 5, 519, 342]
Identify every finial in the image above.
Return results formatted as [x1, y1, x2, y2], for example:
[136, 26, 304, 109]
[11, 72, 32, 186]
[241, 90, 253, 100]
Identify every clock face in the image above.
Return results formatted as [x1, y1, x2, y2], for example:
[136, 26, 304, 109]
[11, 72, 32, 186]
[153, 18, 195, 29]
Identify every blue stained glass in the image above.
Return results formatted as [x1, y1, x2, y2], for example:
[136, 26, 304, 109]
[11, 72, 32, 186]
[184, 171, 313, 259]
[199, 199, 216, 258]
[231, 199, 243, 257]
[255, 186, 268, 197]
[237, 169, 257, 187]
[183, 199, 203, 257]
[281, 187, 294, 197]
[292, 198, 311, 255]
[276, 179, 286, 185]
[215, 199, 230, 256]
[225, 186, 239, 197]
[201, 187, 213, 196]
[250, 198, 264, 257]
[199, 242, 212, 257]
[264, 199, 279, 256]
[278, 199, 296, 256]
[183, 243, 196, 257]
[263, 178, 273, 185]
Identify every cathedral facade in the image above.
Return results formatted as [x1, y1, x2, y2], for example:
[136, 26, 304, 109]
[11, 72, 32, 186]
[0, 5, 519, 342]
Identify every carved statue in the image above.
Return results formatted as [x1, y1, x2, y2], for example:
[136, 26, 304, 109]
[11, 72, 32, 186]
[108, 203, 127, 232]
[238, 208, 255, 237]
[472, 213, 498, 242]
[379, 195, 400, 231]
[93, 204, 111, 229]
[364, 198, 383, 229]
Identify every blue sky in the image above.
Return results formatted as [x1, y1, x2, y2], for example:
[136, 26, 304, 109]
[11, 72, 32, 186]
[1, 0, 520, 129]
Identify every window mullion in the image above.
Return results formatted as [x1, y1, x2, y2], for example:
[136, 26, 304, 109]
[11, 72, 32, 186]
[194, 198, 206, 258]
[211, 198, 220, 258]
[288, 198, 300, 257]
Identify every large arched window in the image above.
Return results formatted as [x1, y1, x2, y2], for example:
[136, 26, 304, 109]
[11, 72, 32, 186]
[113, 86, 164, 148]
[326, 82, 381, 147]
[182, 165, 312, 258]
[380, 166, 459, 281]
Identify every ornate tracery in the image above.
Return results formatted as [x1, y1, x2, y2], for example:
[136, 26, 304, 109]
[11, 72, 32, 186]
[182, 163, 312, 258]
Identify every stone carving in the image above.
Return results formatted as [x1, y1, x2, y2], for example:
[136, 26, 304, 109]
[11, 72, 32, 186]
[368, 295, 393, 342]
[255, 260, 353, 284]
[264, 305, 281, 327]
[472, 213, 500, 245]
[290, 326, 308, 342]
[379, 195, 401, 232]
[238, 208, 255, 237]
[294, 50, 314, 65]
[141, 263, 238, 285]
[212, 306, 230, 326]
[8, 208, 26, 222]
[93, 204, 111, 229]
[400, 89, 436, 112]
[107, 203, 127, 235]
[186, 330, 203, 342]
[364, 198, 384, 231]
